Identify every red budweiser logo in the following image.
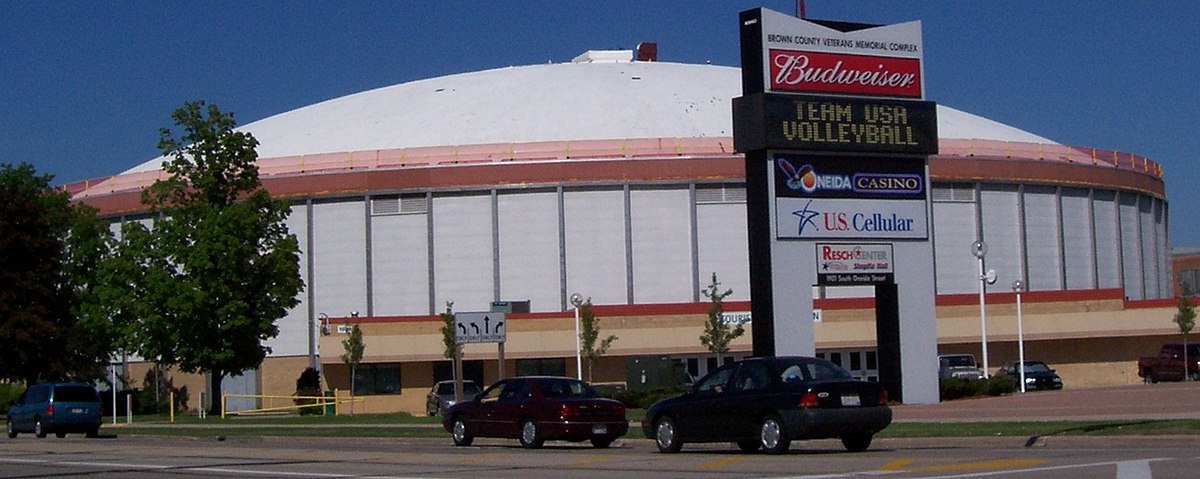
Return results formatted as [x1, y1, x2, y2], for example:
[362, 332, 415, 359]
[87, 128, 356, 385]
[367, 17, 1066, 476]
[769, 49, 922, 98]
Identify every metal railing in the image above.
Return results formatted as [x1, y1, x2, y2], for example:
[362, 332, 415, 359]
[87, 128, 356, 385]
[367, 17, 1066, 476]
[220, 390, 364, 418]
[64, 137, 1162, 200]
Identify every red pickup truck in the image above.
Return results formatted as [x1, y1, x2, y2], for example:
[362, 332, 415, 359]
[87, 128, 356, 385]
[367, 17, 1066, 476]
[1137, 343, 1200, 383]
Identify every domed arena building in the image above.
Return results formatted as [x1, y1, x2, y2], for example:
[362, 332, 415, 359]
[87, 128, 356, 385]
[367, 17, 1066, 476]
[71, 49, 1174, 413]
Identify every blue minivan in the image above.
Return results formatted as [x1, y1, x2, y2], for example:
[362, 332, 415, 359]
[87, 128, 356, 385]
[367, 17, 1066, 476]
[6, 382, 103, 438]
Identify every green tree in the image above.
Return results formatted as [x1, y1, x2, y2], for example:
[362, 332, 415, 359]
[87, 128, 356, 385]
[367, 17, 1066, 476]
[0, 162, 113, 384]
[699, 273, 743, 364]
[439, 301, 457, 361]
[578, 299, 616, 382]
[1175, 291, 1196, 381]
[120, 101, 303, 414]
[341, 323, 364, 414]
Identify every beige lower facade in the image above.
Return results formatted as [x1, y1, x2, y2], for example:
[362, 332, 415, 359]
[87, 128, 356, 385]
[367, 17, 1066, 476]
[136, 289, 1186, 416]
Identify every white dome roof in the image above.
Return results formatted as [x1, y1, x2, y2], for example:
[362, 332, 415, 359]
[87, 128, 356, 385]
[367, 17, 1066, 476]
[125, 59, 1056, 174]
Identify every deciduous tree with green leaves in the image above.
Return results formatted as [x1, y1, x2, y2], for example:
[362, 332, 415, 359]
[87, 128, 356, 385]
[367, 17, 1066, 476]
[117, 101, 303, 414]
[439, 301, 457, 361]
[0, 162, 113, 384]
[578, 299, 616, 382]
[341, 323, 364, 414]
[1175, 292, 1196, 381]
[700, 273, 743, 365]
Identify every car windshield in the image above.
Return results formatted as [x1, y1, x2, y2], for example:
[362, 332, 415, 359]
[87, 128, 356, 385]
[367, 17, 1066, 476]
[775, 358, 853, 383]
[535, 378, 598, 399]
[437, 382, 480, 395]
[941, 356, 976, 368]
[53, 385, 99, 403]
[1020, 362, 1052, 373]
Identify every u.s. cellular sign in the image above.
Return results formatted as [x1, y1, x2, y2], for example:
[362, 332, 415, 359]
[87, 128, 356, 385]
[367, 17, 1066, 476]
[741, 8, 924, 99]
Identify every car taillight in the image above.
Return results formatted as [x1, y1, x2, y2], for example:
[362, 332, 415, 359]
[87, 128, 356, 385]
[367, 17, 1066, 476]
[45, 404, 54, 416]
[878, 389, 889, 405]
[560, 404, 580, 419]
[798, 392, 819, 408]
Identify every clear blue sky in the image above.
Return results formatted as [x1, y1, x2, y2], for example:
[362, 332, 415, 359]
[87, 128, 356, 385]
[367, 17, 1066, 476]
[3, 1, 1197, 246]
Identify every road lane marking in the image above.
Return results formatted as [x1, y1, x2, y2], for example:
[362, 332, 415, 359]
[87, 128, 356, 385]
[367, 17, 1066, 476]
[452, 451, 510, 464]
[699, 456, 748, 469]
[0, 457, 436, 479]
[1116, 460, 1153, 479]
[912, 459, 1047, 472]
[878, 458, 914, 471]
[562, 454, 616, 467]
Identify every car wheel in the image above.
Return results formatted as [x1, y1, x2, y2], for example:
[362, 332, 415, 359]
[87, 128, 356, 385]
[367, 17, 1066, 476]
[758, 414, 790, 454]
[736, 440, 760, 453]
[653, 416, 683, 453]
[86, 427, 100, 438]
[841, 433, 873, 452]
[450, 417, 474, 447]
[6, 418, 16, 438]
[590, 437, 614, 449]
[518, 419, 544, 449]
[55, 432, 67, 439]
[34, 418, 46, 439]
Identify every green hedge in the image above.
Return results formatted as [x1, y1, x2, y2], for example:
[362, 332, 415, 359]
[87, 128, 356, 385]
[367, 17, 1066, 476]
[0, 382, 24, 411]
[599, 386, 685, 409]
[940, 376, 1017, 400]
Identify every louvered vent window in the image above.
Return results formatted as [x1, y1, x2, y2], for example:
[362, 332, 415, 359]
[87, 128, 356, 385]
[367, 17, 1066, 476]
[696, 184, 747, 204]
[372, 195, 427, 216]
[931, 184, 976, 203]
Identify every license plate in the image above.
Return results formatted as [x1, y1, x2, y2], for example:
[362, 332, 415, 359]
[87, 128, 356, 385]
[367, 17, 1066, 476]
[592, 425, 607, 435]
[840, 395, 861, 407]
[70, 408, 84, 414]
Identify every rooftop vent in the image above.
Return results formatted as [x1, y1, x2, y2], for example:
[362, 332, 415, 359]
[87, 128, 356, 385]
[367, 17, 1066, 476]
[571, 50, 633, 63]
[636, 42, 657, 62]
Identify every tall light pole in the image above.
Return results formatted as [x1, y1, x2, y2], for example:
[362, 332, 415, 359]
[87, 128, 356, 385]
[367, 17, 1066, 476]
[570, 293, 584, 380]
[1012, 279, 1027, 393]
[971, 241, 997, 378]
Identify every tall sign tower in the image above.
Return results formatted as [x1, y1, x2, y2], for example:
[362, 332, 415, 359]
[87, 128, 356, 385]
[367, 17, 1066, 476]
[734, 8, 939, 403]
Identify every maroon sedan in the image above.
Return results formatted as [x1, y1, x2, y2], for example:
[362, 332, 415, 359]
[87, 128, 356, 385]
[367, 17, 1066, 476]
[442, 376, 628, 449]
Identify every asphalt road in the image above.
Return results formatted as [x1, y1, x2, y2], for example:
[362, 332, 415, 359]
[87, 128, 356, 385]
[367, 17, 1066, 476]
[3, 382, 1197, 478]
[2, 434, 1199, 479]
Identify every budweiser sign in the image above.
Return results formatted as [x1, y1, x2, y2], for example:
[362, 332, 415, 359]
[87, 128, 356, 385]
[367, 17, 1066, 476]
[769, 49, 922, 98]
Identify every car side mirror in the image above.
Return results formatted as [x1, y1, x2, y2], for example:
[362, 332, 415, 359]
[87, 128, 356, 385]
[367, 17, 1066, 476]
[684, 384, 696, 395]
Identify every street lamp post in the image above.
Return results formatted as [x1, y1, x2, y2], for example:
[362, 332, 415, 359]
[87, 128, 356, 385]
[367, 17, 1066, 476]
[1012, 279, 1027, 393]
[570, 293, 584, 380]
[971, 241, 997, 378]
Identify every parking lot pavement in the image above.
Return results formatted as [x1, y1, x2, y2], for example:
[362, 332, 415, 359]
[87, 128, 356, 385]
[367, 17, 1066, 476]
[892, 381, 1200, 422]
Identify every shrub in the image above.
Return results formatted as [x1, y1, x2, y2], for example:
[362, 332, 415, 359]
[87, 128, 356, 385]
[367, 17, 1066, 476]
[600, 386, 685, 409]
[939, 378, 985, 400]
[0, 382, 25, 411]
[986, 375, 1017, 396]
[294, 367, 324, 415]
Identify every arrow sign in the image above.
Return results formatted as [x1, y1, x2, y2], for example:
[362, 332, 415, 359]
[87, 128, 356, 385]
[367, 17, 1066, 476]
[455, 312, 507, 344]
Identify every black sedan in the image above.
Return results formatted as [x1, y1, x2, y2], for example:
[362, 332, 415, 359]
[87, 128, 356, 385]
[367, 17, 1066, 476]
[442, 376, 628, 449]
[996, 360, 1064, 390]
[641, 356, 891, 454]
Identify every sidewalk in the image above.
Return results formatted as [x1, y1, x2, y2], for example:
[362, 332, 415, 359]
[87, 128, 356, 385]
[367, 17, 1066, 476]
[892, 381, 1200, 422]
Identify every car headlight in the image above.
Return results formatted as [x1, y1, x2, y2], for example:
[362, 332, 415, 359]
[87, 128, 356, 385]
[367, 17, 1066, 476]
[1025, 378, 1036, 383]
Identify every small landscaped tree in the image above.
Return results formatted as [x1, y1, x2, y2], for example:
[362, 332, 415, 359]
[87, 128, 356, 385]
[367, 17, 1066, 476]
[439, 301, 457, 362]
[579, 299, 617, 382]
[700, 273, 743, 365]
[1174, 291, 1196, 381]
[341, 323, 364, 414]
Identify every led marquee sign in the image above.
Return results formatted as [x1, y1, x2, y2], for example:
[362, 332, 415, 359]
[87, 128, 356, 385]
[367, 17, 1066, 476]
[734, 93, 938, 155]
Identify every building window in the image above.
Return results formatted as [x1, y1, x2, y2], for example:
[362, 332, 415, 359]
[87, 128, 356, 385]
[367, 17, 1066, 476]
[516, 358, 566, 377]
[1180, 270, 1200, 297]
[353, 363, 401, 395]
